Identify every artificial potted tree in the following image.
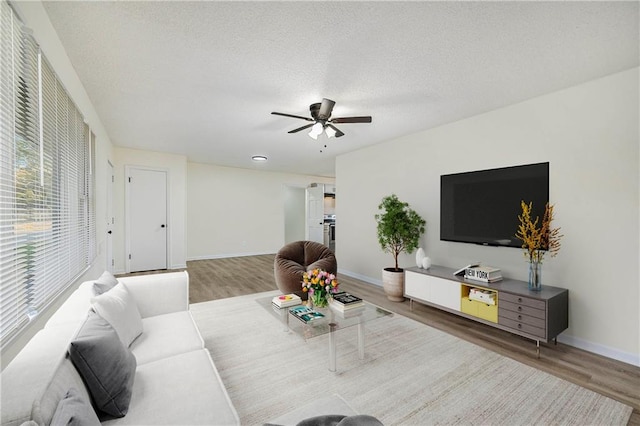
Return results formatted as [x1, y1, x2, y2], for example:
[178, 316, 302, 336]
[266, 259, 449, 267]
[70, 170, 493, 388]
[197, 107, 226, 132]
[375, 194, 426, 301]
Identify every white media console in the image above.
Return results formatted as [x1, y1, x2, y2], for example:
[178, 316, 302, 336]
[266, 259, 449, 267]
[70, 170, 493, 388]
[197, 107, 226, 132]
[405, 265, 569, 357]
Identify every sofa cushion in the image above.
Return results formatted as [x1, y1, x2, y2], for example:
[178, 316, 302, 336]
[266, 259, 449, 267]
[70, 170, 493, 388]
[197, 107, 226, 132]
[131, 311, 204, 365]
[45, 282, 95, 328]
[91, 282, 143, 347]
[69, 311, 136, 418]
[0, 324, 80, 426]
[31, 355, 93, 426]
[118, 271, 189, 318]
[101, 350, 240, 425]
[50, 388, 100, 426]
[93, 270, 119, 295]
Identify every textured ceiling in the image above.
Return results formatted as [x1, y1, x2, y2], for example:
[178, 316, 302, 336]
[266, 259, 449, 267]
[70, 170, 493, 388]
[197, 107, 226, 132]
[41, 1, 639, 177]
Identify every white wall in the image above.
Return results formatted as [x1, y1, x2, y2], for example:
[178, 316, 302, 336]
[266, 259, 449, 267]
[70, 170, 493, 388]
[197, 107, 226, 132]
[113, 147, 187, 272]
[336, 68, 639, 366]
[187, 163, 333, 259]
[284, 186, 306, 244]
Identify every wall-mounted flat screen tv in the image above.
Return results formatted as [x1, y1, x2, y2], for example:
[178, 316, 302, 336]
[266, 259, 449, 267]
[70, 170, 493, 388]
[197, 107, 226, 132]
[440, 162, 549, 248]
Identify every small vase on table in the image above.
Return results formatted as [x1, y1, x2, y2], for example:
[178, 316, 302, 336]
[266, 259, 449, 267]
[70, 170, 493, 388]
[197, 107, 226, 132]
[311, 291, 328, 308]
[528, 260, 542, 291]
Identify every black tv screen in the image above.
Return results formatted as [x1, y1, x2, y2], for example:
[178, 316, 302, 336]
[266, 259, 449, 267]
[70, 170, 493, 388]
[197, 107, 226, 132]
[440, 162, 549, 248]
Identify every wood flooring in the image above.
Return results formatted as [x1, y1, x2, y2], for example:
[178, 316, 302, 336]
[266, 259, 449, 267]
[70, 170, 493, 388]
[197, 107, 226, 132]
[127, 254, 640, 425]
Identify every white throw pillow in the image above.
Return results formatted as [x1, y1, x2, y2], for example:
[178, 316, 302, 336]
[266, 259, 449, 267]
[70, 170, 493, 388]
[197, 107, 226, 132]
[91, 283, 143, 347]
[93, 270, 119, 295]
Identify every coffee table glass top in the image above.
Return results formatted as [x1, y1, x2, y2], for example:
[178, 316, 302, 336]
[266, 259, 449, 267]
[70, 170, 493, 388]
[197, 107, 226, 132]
[256, 295, 393, 340]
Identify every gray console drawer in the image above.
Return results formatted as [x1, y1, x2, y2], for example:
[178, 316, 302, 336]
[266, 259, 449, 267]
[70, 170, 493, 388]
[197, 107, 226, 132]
[499, 316, 545, 338]
[500, 300, 545, 320]
[499, 308, 546, 329]
[500, 292, 545, 310]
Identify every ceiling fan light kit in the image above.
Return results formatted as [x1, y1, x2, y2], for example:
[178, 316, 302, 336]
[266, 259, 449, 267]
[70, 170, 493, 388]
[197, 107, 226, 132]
[271, 98, 372, 140]
[308, 122, 324, 139]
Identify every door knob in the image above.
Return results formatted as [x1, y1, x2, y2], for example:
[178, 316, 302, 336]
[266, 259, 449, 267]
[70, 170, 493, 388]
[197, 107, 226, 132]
[161, 224, 166, 228]
[107, 230, 112, 234]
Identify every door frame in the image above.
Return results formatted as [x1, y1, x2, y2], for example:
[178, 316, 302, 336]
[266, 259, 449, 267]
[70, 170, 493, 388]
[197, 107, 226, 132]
[124, 165, 170, 273]
[306, 183, 325, 244]
[106, 160, 114, 273]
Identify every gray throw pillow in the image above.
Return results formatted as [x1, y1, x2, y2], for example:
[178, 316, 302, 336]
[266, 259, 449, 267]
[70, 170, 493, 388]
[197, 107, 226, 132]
[296, 415, 384, 426]
[93, 270, 119, 295]
[336, 415, 384, 426]
[296, 415, 346, 426]
[50, 387, 101, 426]
[69, 311, 136, 418]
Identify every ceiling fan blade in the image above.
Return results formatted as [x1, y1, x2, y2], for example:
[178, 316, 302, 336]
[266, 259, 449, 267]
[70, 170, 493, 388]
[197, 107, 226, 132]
[330, 116, 372, 124]
[328, 124, 345, 138]
[288, 123, 315, 134]
[271, 112, 314, 121]
[318, 98, 336, 120]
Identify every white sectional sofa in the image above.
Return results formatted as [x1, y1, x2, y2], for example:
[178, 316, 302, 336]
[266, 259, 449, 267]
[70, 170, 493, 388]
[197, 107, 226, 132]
[1, 271, 240, 426]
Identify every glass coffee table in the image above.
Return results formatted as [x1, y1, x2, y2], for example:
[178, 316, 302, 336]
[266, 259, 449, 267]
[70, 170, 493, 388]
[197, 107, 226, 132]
[256, 296, 393, 372]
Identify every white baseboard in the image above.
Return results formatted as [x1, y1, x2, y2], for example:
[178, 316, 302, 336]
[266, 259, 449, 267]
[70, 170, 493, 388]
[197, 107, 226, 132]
[338, 269, 382, 287]
[557, 334, 640, 367]
[338, 269, 640, 367]
[187, 251, 274, 261]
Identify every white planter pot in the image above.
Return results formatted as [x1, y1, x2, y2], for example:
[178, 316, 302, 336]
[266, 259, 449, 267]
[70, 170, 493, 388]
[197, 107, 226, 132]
[382, 268, 405, 302]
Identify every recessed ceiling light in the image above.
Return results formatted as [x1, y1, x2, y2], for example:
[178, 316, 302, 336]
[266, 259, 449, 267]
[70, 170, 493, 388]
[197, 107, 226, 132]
[252, 155, 268, 162]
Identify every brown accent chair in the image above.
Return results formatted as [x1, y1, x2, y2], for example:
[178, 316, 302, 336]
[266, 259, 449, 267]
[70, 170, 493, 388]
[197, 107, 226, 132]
[274, 241, 337, 295]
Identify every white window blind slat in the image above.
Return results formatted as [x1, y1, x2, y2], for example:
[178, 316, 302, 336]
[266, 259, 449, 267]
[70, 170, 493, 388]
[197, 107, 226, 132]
[0, 0, 96, 348]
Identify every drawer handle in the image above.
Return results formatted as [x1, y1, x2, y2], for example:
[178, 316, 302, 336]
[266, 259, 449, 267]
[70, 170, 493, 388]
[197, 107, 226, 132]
[517, 315, 522, 320]
[517, 297, 522, 303]
[517, 306, 522, 312]
[517, 324, 522, 329]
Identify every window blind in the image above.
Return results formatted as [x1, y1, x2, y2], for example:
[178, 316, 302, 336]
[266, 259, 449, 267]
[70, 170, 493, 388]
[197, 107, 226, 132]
[0, 0, 96, 348]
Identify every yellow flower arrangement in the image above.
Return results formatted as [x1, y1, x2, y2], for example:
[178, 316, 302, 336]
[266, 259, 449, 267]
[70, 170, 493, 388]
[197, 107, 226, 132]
[515, 201, 562, 263]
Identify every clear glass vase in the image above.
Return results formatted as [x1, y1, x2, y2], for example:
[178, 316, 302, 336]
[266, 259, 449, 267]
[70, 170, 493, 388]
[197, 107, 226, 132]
[310, 290, 328, 308]
[528, 260, 542, 291]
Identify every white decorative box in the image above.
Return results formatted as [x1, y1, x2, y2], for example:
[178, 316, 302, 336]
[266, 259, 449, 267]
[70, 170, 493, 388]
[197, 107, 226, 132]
[469, 288, 496, 305]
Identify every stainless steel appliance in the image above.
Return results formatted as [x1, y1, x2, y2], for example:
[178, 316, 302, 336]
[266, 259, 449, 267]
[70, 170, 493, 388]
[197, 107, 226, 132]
[323, 214, 336, 249]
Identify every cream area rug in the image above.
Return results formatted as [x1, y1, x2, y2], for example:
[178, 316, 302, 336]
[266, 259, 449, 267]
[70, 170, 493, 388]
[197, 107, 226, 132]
[190, 291, 632, 425]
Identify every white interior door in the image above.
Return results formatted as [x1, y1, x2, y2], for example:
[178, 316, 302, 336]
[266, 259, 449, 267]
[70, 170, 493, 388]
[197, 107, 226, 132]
[127, 167, 168, 272]
[106, 161, 114, 273]
[306, 184, 324, 244]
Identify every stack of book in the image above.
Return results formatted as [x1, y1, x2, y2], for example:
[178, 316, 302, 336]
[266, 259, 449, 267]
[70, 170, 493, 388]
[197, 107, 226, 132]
[329, 292, 365, 313]
[464, 265, 502, 283]
[289, 305, 325, 323]
[271, 293, 302, 308]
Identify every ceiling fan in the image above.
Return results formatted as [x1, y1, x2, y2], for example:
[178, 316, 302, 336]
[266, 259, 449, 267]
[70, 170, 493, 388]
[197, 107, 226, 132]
[271, 98, 372, 139]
